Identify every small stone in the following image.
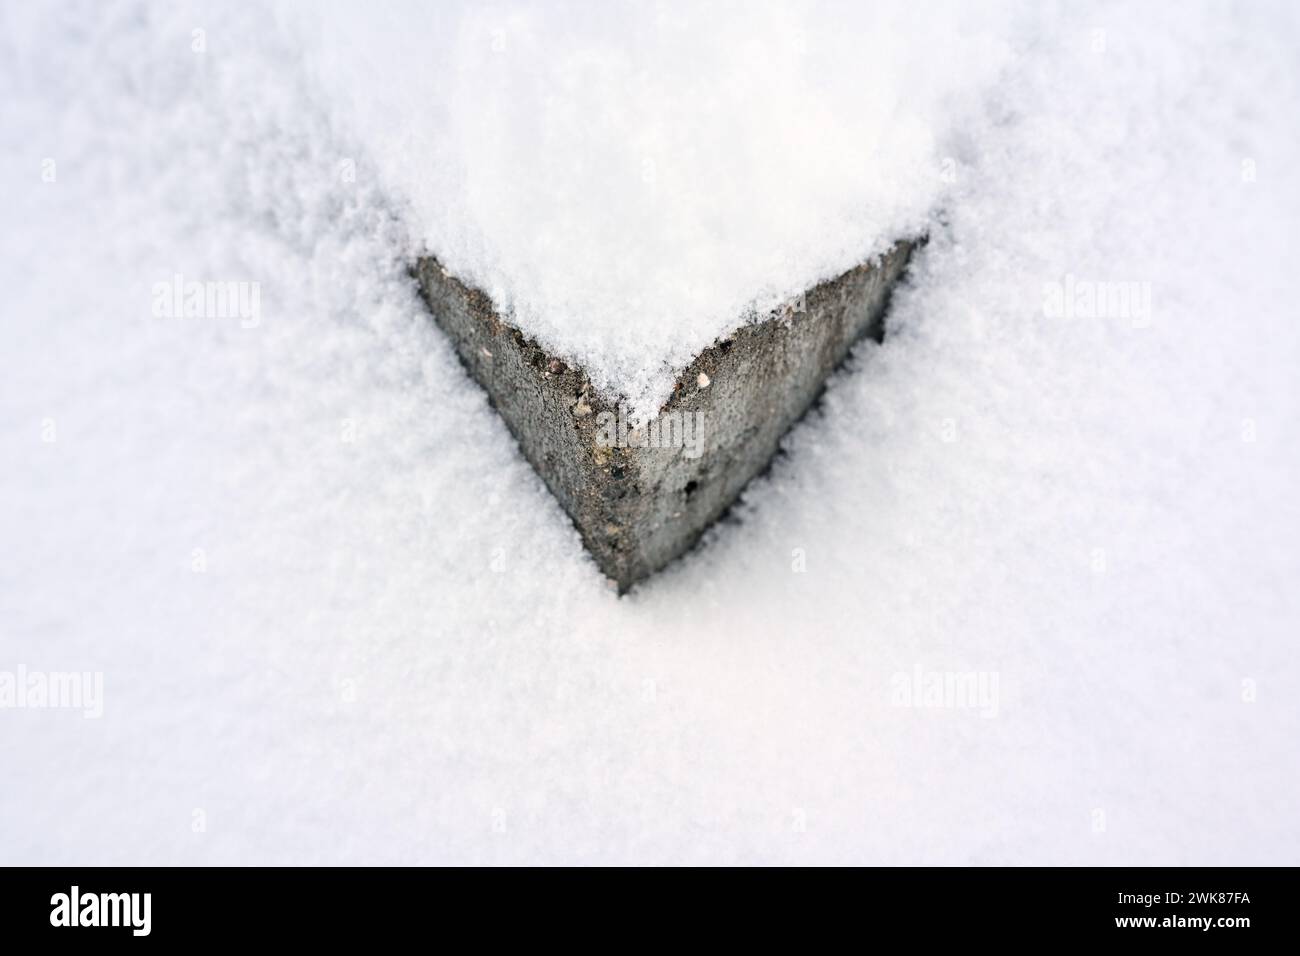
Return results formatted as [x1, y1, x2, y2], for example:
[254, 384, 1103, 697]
[480, 346, 493, 359]
[697, 372, 711, 388]
[572, 398, 592, 417]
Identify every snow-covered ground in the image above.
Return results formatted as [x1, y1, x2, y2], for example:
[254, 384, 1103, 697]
[1, 0, 1297, 864]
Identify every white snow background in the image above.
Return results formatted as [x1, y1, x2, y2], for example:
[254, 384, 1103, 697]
[1, 0, 1298, 864]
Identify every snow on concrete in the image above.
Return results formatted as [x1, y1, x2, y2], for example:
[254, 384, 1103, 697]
[285, 0, 1014, 417]
[0, 0, 1297, 864]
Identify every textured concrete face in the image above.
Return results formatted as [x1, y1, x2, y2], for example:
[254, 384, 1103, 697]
[414, 240, 918, 592]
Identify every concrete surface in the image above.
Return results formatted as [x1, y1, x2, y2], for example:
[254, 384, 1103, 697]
[414, 240, 918, 592]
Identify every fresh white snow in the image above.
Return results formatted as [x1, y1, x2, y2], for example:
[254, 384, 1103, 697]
[286, 0, 1015, 417]
[1, 0, 1298, 864]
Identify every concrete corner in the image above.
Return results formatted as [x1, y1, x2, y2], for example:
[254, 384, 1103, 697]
[414, 240, 918, 592]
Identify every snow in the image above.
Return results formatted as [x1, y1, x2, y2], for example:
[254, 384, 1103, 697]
[284, 0, 1014, 417]
[1, 0, 1298, 864]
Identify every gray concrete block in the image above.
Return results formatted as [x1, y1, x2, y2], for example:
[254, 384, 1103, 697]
[414, 239, 919, 592]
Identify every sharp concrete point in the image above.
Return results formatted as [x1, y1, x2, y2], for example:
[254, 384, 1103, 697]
[414, 239, 920, 593]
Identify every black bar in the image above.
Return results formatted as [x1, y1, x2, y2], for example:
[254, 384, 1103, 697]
[0, 867, 1287, 945]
